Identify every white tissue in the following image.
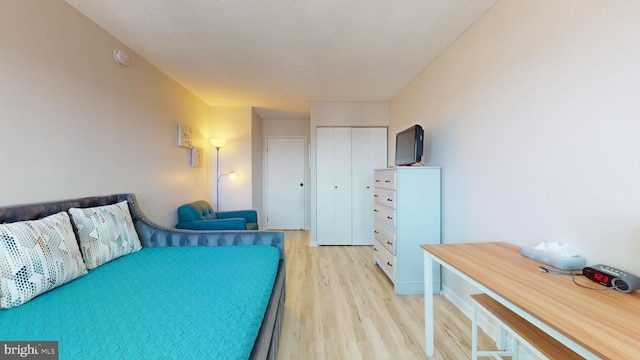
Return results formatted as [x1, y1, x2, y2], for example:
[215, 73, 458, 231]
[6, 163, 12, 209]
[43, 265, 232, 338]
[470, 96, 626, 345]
[532, 242, 579, 257]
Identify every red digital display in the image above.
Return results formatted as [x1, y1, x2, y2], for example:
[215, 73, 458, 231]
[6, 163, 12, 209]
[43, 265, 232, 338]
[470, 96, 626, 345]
[584, 267, 615, 287]
[593, 273, 609, 284]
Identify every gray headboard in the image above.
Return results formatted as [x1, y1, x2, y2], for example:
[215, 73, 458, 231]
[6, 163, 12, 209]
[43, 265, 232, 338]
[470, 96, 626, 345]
[0, 194, 128, 224]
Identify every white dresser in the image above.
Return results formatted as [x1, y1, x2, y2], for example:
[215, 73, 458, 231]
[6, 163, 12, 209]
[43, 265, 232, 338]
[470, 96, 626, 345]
[373, 167, 441, 294]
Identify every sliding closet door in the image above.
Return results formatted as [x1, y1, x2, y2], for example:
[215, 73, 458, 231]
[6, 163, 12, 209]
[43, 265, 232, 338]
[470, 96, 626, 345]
[316, 127, 352, 245]
[351, 127, 387, 245]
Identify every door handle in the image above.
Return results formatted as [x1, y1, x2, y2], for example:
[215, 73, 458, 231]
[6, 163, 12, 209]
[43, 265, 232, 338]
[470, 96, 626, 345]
[300, 183, 304, 186]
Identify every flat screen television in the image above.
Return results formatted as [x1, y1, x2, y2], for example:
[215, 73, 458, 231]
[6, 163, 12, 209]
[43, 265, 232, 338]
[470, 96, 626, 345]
[394, 124, 424, 166]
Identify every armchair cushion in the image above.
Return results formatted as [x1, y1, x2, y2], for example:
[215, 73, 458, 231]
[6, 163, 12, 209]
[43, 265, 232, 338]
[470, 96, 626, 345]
[216, 210, 258, 230]
[176, 201, 258, 230]
[176, 218, 247, 230]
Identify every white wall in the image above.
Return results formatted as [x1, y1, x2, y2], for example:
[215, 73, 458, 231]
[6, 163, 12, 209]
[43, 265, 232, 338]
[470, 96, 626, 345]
[210, 107, 255, 212]
[251, 108, 264, 223]
[390, 0, 640, 306]
[310, 102, 389, 245]
[0, 0, 212, 227]
[263, 119, 310, 138]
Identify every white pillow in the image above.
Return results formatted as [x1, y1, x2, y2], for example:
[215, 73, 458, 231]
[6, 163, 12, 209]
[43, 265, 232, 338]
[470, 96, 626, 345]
[68, 201, 142, 269]
[0, 211, 87, 309]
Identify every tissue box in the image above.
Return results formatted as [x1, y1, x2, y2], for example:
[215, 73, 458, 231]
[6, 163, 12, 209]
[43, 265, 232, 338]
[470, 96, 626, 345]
[521, 247, 586, 270]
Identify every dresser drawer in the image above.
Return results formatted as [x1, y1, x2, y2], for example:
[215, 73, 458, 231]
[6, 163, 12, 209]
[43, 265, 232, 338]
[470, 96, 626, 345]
[374, 239, 396, 278]
[374, 203, 396, 228]
[374, 188, 396, 208]
[374, 221, 396, 255]
[374, 171, 396, 190]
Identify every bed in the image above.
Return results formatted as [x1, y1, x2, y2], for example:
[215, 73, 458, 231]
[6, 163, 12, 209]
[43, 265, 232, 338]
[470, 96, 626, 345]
[0, 194, 285, 359]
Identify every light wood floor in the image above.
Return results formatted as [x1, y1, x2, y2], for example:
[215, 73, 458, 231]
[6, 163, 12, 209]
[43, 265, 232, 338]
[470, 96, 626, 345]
[277, 231, 496, 360]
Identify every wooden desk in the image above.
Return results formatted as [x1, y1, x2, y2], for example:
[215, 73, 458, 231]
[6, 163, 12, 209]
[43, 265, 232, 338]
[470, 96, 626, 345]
[421, 242, 640, 359]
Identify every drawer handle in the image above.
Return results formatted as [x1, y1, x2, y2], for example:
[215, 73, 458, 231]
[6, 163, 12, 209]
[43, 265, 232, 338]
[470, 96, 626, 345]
[387, 241, 392, 245]
[374, 230, 378, 234]
[387, 262, 393, 267]
[386, 198, 392, 202]
[374, 247, 378, 251]
[374, 209, 379, 212]
[374, 194, 379, 197]
[375, 180, 381, 183]
[387, 216, 393, 220]
[385, 180, 391, 183]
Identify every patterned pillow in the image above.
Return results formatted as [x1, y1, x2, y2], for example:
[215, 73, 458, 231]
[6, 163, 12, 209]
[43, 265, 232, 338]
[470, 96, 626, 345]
[68, 201, 142, 269]
[0, 212, 88, 309]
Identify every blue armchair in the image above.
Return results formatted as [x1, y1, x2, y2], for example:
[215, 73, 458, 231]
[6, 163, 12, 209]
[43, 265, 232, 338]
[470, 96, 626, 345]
[176, 200, 258, 230]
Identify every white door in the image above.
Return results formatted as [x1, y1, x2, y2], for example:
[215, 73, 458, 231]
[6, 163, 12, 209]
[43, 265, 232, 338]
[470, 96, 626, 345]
[351, 128, 388, 245]
[266, 137, 306, 229]
[316, 128, 352, 245]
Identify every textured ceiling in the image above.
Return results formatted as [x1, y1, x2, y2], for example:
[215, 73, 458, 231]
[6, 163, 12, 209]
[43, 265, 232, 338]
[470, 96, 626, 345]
[64, 0, 497, 119]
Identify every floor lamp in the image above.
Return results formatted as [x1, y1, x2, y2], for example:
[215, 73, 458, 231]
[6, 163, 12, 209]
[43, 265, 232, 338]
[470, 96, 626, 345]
[210, 138, 226, 210]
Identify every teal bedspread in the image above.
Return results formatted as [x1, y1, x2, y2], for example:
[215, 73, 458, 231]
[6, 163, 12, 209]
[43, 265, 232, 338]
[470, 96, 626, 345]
[0, 245, 280, 360]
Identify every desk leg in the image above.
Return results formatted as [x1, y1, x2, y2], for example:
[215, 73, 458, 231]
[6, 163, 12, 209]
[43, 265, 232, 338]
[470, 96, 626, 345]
[424, 251, 434, 356]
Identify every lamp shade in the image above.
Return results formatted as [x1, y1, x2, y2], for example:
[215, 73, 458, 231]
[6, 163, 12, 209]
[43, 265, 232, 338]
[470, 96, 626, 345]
[228, 171, 239, 182]
[210, 138, 226, 148]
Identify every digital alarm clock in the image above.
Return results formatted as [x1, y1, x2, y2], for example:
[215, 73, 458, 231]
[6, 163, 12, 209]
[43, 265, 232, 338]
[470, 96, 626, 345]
[583, 264, 640, 293]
